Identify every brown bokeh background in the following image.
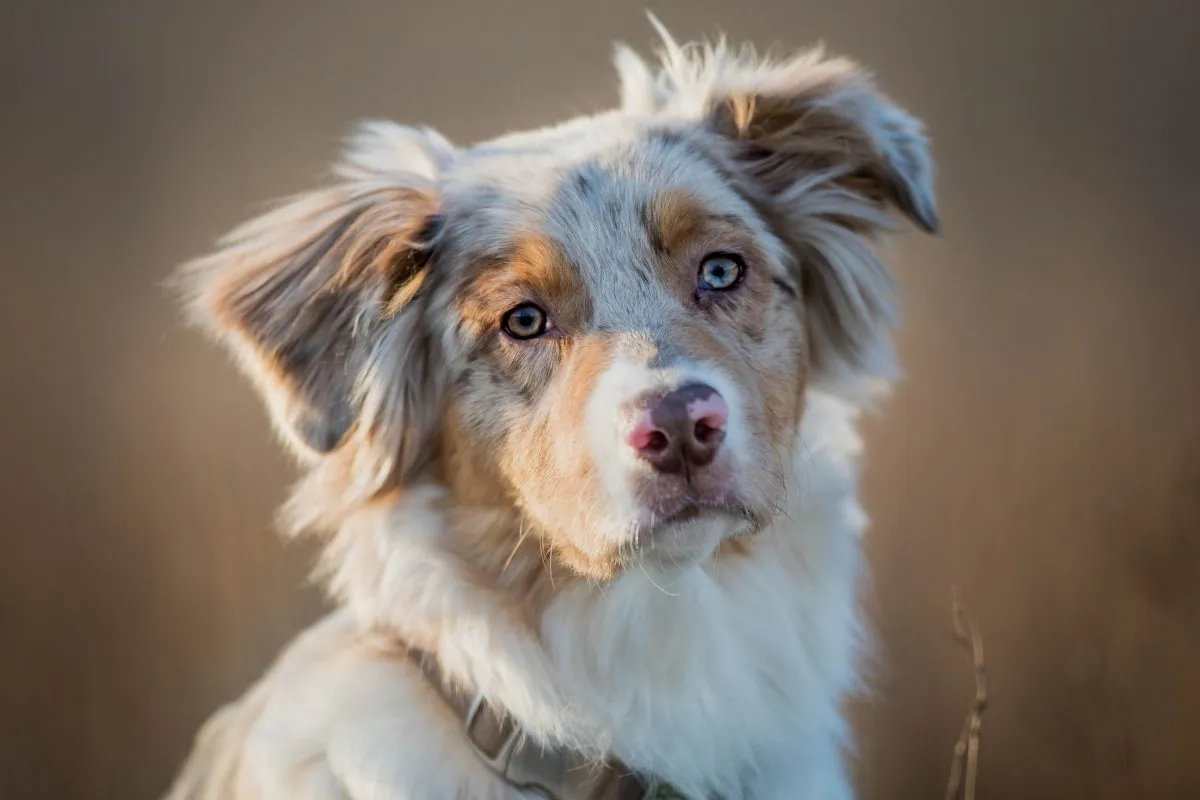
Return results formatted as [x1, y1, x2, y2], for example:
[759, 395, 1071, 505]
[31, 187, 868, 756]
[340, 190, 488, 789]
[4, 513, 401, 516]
[2, 1, 1197, 798]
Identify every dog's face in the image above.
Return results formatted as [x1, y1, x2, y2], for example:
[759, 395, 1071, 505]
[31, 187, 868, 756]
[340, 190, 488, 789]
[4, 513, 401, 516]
[439, 125, 810, 576]
[180, 33, 936, 580]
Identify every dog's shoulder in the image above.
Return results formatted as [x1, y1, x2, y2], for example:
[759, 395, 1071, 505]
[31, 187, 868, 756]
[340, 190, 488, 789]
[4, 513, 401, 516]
[163, 611, 521, 800]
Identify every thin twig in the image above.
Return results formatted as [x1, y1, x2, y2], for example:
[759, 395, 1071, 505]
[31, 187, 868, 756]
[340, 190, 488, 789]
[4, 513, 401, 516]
[945, 588, 987, 800]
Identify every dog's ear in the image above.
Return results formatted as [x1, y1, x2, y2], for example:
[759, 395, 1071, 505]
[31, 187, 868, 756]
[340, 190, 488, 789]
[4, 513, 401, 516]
[623, 23, 937, 391]
[701, 51, 938, 232]
[177, 122, 452, 476]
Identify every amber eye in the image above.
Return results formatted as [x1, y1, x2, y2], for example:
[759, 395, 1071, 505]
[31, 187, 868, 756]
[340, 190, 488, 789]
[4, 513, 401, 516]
[501, 303, 549, 339]
[698, 253, 744, 291]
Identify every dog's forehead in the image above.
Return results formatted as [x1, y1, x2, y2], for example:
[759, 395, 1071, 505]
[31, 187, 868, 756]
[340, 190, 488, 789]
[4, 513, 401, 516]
[440, 114, 760, 310]
[442, 113, 643, 217]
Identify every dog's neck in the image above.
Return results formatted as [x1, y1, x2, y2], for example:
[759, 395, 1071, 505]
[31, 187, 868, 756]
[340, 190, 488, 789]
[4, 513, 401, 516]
[311, 390, 869, 797]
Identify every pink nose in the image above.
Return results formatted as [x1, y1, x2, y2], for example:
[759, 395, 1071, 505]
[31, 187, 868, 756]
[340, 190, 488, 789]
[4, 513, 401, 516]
[626, 384, 729, 474]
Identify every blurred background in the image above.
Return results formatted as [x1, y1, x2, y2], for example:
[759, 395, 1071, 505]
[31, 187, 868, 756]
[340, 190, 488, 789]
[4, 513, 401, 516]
[1, 0, 1197, 798]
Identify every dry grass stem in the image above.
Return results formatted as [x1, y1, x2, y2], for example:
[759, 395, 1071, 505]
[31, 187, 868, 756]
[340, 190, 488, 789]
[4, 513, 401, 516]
[945, 588, 987, 800]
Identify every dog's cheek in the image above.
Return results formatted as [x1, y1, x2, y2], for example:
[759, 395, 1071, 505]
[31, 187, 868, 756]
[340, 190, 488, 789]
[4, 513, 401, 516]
[750, 302, 810, 506]
[440, 370, 521, 506]
[492, 350, 570, 500]
[760, 301, 810, 442]
[730, 274, 807, 443]
[541, 336, 614, 500]
[499, 413, 616, 573]
[540, 450, 621, 580]
[702, 290, 808, 502]
[506, 344, 623, 573]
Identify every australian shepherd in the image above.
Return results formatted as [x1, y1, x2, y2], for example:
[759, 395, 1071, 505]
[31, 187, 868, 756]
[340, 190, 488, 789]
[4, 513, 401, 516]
[165, 20, 937, 800]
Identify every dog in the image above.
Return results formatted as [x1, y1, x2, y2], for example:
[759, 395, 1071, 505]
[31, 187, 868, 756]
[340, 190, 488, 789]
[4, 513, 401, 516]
[165, 19, 937, 800]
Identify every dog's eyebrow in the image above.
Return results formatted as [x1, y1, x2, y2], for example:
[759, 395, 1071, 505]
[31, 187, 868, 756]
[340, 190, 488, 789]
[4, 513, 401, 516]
[644, 189, 754, 256]
[771, 276, 799, 298]
[646, 127, 774, 224]
[706, 212, 747, 227]
[454, 233, 592, 326]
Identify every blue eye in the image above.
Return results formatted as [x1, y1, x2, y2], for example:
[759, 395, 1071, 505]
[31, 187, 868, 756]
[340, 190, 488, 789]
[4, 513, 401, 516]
[502, 303, 549, 339]
[698, 253, 744, 291]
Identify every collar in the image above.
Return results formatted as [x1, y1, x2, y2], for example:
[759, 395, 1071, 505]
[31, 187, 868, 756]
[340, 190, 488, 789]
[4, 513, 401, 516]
[408, 647, 674, 799]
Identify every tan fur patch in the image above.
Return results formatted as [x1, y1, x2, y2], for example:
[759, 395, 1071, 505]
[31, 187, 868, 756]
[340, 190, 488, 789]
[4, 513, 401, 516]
[556, 334, 614, 430]
[718, 537, 753, 558]
[438, 407, 575, 611]
[650, 188, 707, 254]
[456, 233, 590, 338]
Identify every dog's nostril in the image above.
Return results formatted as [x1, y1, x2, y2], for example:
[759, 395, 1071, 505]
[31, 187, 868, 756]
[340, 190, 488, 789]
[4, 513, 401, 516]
[645, 430, 670, 453]
[694, 420, 716, 444]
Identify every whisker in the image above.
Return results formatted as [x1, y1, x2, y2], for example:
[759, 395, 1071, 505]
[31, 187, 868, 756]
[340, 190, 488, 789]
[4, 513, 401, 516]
[638, 561, 678, 597]
[502, 519, 531, 574]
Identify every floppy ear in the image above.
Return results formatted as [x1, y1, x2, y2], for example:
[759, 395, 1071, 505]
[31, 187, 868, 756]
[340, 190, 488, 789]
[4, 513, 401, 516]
[622, 24, 938, 391]
[704, 54, 938, 235]
[177, 122, 451, 477]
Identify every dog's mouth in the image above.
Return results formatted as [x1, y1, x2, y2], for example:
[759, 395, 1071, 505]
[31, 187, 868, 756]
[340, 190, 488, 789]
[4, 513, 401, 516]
[643, 498, 751, 537]
[621, 499, 758, 568]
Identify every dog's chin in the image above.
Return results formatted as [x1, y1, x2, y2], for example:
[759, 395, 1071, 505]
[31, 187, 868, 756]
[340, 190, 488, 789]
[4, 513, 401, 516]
[633, 503, 753, 572]
[554, 503, 762, 582]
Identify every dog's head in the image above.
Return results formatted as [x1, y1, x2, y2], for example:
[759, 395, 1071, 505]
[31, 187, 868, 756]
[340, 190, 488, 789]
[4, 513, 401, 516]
[180, 28, 936, 580]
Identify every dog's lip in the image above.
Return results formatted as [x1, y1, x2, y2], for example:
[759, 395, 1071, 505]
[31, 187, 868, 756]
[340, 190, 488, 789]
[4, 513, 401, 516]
[650, 499, 744, 530]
